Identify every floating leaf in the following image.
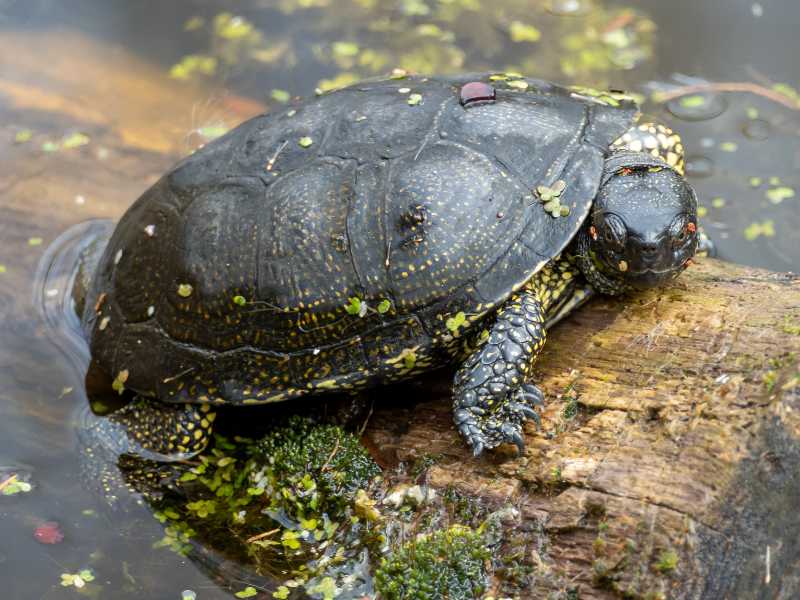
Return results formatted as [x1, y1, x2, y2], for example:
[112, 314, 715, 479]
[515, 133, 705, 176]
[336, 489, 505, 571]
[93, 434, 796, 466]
[719, 141, 738, 152]
[744, 220, 776, 240]
[271, 89, 291, 103]
[307, 577, 338, 600]
[273, 587, 290, 599]
[28, 237, 43, 246]
[766, 186, 795, 204]
[177, 283, 193, 297]
[678, 95, 707, 109]
[509, 21, 541, 43]
[407, 93, 423, 106]
[298, 136, 313, 148]
[62, 133, 90, 149]
[233, 295, 247, 306]
[14, 129, 32, 144]
[507, 79, 529, 90]
[235, 587, 259, 598]
[197, 125, 229, 140]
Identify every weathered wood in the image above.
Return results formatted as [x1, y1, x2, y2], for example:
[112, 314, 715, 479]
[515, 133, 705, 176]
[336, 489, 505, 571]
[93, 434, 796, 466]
[364, 259, 800, 599]
[3, 28, 800, 600]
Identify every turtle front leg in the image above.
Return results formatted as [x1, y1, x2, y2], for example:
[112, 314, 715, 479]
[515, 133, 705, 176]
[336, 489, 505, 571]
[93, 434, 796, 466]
[96, 397, 216, 459]
[453, 290, 545, 456]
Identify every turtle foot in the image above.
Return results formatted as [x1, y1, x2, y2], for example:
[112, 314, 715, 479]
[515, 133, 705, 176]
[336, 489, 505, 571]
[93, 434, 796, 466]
[454, 383, 543, 456]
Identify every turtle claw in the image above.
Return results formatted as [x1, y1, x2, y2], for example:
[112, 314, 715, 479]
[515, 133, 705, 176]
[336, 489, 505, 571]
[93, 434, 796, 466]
[453, 383, 544, 456]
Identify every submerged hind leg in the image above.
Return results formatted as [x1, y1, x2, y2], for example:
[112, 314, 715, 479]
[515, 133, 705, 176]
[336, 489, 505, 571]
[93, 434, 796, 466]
[80, 398, 215, 508]
[99, 397, 216, 458]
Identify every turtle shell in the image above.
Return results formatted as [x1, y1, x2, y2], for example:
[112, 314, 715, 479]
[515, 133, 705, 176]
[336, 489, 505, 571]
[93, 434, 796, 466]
[82, 74, 638, 405]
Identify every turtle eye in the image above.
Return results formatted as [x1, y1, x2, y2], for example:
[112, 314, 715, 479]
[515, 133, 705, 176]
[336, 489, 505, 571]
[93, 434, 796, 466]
[669, 215, 695, 248]
[600, 214, 627, 252]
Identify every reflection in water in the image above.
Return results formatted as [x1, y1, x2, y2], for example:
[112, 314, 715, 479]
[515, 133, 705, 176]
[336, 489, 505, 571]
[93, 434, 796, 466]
[0, 0, 798, 597]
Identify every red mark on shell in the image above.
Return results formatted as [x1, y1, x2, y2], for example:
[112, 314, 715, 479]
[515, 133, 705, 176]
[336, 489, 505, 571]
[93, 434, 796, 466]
[460, 82, 496, 106]
[589, 225, 598, 241]
[687, 222, 697, 233]
[620, 167, 634, 175]
[34, 521, 64, 544]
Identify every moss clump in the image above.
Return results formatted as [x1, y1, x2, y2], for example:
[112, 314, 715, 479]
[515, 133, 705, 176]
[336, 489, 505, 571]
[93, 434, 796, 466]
[655, 549, 678, 573]
[150, 417, 382, 597]
[251, 416, 381, 520]
[374, 525, 490, 600]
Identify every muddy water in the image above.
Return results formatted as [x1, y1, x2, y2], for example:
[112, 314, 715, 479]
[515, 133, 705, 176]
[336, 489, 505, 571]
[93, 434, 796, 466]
[0, 0, 798, 597]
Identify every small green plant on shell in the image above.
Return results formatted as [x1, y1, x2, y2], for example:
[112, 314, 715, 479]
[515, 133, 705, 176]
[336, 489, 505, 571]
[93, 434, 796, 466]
[446, 311, 467, 335]
[345, 296, 393, 317]
[536, 180, 570, 217]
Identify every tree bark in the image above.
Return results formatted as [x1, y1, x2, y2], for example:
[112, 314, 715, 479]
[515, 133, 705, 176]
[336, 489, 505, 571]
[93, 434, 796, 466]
[3, 28, 800, 600]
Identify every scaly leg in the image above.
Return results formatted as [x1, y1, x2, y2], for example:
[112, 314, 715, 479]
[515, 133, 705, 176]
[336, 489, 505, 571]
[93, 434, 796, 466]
[452, 290, 545, 456]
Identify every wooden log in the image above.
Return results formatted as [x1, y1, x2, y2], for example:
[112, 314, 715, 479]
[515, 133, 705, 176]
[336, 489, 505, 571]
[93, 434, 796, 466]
[364, 258, 800, 599]
[2, 28, 799, 600]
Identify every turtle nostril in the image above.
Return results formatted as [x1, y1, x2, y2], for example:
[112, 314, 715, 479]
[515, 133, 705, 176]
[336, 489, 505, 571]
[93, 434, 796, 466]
[640, 242, 659, 255]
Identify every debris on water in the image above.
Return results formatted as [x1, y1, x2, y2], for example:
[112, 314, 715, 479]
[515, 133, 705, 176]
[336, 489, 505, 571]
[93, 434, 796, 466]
[14, 129, 32, 144]
[34, 521, 64, 544]
[744, 220, 776, 240]
[0, 469, 33, 496]
[298, 136, 314, 148]
[719, 141, 738, 152]
[711, 197, 726, 209]
[177, 283, 194, 297]
[766, 186, 795, 204]
[181, 591, 197, 600]
[0, 265, 6, 274]
[169, 54, 218, 80]
[407, 93, 422, 105]
[60, 568, 96, 589]
[28, 237, 43, 246]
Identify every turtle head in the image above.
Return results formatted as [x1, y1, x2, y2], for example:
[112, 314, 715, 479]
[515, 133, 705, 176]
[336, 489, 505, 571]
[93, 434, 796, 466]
[578, 152, 698, 294]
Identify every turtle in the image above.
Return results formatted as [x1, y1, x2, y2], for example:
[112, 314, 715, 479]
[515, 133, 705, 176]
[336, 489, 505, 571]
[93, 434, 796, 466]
[71, 73, 699, 462]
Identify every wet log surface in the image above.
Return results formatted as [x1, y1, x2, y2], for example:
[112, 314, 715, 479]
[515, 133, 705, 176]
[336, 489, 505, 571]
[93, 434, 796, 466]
[2, 28, 800, 600]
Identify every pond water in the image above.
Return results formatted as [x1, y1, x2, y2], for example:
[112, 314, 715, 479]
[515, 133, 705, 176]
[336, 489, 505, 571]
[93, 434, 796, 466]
[0, 0, 798, 598]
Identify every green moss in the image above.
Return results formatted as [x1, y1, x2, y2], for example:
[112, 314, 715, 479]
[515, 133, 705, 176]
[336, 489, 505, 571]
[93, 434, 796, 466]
[374, 525, 490, 600]
[253, 416, 380, 514]
[655, 549, 678, 573]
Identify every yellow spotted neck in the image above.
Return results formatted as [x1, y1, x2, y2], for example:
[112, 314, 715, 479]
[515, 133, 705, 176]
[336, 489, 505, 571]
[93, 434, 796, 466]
[611, 122, 685, 175]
